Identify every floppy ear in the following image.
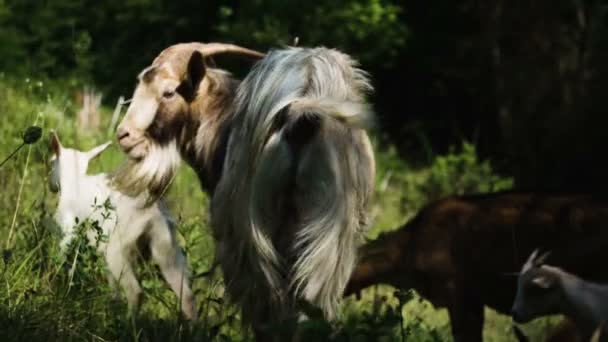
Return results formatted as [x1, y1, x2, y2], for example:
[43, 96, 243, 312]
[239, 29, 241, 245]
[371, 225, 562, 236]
[49, 131, 62, 156]
[532, 275, 554, 289]
[178, 51, 206, 102]
[86, 141, 112, 161]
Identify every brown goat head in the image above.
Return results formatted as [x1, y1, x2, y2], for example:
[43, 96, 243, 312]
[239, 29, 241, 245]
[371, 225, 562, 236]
[117, 42, 263, 160]
[113, 42, 263, 199]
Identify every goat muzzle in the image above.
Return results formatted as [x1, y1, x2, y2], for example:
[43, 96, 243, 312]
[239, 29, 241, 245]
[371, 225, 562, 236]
[116, 126, 147, 160]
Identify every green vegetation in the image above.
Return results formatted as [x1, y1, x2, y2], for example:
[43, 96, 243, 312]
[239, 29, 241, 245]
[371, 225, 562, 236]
[0, 0, 603, 340]
[0, 78, 562, 341]
[2, 0, 608, 188]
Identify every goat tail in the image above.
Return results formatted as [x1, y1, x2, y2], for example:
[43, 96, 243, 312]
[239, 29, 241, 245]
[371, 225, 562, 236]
[289, 96, 374, 320]
[288, 191, 362, 321]
[288, 97, 374, 130]
[248, 96, 375, 319]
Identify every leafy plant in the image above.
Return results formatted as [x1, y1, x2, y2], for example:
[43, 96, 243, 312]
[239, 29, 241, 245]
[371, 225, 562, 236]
[419, 142, 513, 200]
[0, 126, 42, 168]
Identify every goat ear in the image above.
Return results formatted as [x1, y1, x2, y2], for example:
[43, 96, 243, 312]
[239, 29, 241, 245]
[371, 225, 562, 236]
[532, 275, 554, 289]
[86, 141, 111, 161]
[536, 251, 551, 265]
[49, 131, 62, 156]
[141, 66, 157, 84]
[178, 51, 206, 102]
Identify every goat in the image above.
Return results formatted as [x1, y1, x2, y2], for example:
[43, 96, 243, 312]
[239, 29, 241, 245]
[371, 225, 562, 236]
[512, 249, 608, 341]
[344, 191, 608, 342]
[113, 42, 375, 339]
[49, 132, 196, 320]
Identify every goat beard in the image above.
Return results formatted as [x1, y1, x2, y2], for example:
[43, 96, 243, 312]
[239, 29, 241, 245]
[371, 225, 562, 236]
[111, 140, 181, 206]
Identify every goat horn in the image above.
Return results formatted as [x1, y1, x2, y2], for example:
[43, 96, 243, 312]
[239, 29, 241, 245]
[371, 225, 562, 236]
[522, 249, 540, 272]
[527, 248, 540, 264]
[194, 42, 264, 59]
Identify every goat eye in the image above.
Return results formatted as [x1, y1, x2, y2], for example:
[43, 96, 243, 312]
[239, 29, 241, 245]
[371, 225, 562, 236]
[162, 90, 176, 99]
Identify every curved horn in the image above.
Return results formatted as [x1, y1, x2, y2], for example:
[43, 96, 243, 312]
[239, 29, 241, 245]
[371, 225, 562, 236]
[194, 42, 264, 59]
[522, 249, 540, 272]
[527, 249, 540, 264]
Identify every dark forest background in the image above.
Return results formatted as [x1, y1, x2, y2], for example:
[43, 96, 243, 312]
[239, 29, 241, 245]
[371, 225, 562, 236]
[2, 0, 608, 191]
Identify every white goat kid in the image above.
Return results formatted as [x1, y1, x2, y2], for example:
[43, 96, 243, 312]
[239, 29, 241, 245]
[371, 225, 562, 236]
[512, 249, 608, 340]
[49, 132, 196, 320]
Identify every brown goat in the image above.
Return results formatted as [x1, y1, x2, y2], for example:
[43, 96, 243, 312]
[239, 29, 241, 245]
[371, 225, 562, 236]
[345, 192, 608, 342]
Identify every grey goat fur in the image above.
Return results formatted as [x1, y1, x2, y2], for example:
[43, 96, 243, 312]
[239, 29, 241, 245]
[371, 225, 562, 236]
[114, 43, 375, 336]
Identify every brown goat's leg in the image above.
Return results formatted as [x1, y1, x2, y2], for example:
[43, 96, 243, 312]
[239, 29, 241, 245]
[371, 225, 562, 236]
[447, 284, 485, 342]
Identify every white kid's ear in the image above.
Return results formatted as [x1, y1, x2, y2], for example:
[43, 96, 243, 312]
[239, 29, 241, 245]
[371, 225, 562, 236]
[86, 141, 112, 161]
[49, 131, 62, 156]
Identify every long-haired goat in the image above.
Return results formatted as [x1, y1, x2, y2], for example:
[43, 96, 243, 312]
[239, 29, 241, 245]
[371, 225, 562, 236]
[49, 132, 196, 319]
[344, 192, 608, 342]
[114, 42, 375, 337]
[512, 249, 608, 341]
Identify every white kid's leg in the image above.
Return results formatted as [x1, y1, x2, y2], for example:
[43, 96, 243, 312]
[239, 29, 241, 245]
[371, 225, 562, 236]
[150, 223, 197, 320]
[106, 237, 142, 314]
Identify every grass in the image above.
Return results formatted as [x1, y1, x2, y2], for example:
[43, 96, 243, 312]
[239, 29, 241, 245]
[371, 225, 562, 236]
[0, 76, 562, 341]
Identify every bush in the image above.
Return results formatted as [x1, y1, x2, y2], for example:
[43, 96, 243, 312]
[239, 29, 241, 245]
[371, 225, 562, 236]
[370, 140, 513, 236]
[418, 142, 513, 200]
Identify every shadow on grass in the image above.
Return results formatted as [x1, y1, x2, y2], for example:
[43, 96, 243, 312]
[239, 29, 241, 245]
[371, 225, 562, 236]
[0, 302, 242, 342]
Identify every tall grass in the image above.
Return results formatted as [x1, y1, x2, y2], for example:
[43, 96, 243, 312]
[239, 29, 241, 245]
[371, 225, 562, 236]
[0, 76, 559, 341]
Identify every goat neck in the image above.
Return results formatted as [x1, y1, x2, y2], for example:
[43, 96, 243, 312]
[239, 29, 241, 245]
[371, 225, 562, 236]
[178, 69, 239, 194]
[345, 227, 413, 296]
[560, 271, 608, 337]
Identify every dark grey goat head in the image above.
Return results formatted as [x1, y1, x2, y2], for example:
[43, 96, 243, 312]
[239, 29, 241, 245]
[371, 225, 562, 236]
[511, 249, 561, 323]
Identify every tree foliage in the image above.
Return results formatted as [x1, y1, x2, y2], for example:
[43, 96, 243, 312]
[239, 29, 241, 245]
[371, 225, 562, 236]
[0, 0, 406, 94]
[217, 0, 407, 65]
[2, 0, 608, 191]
